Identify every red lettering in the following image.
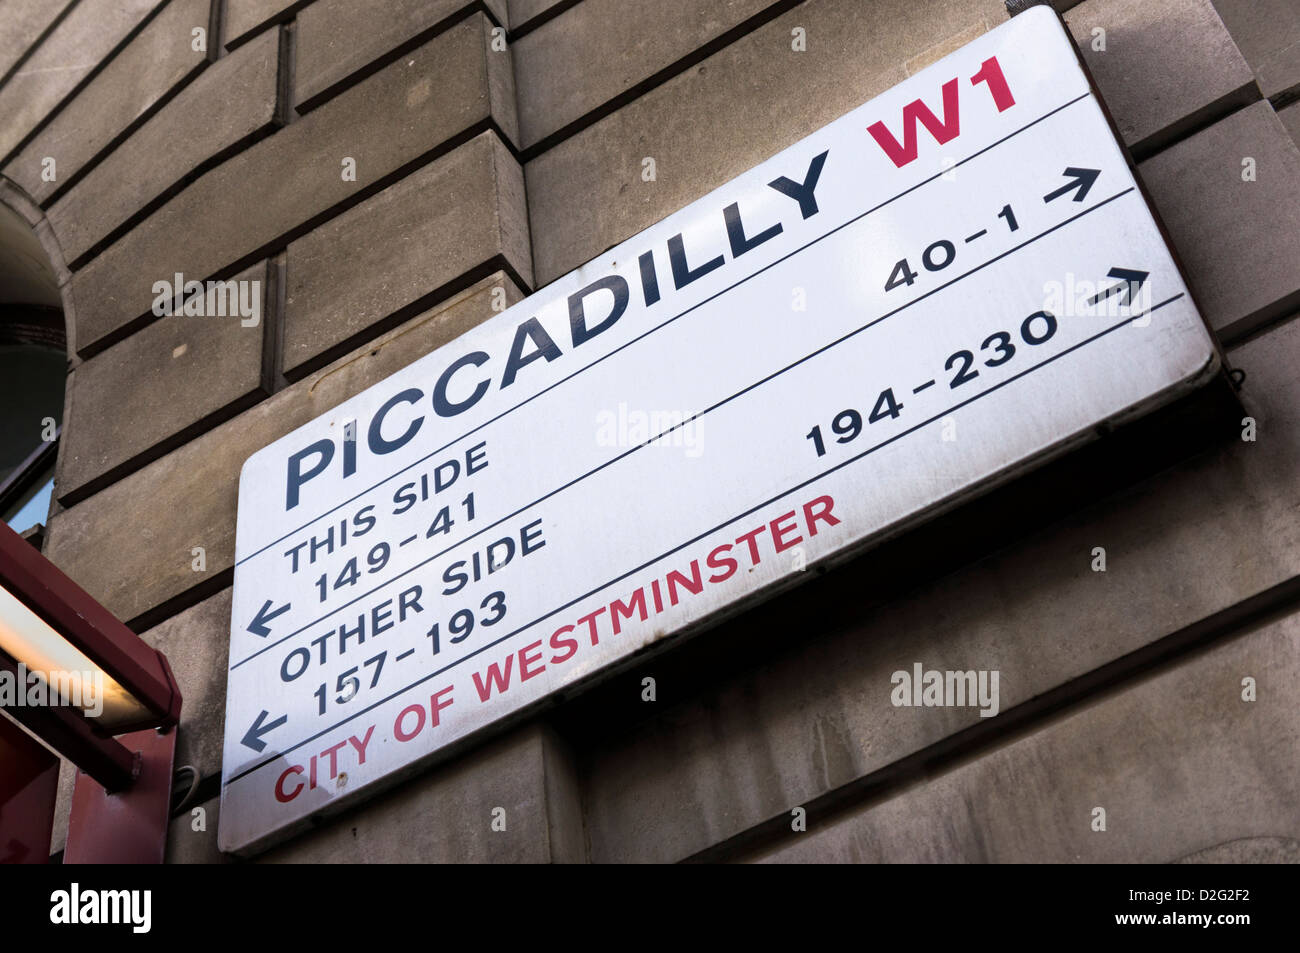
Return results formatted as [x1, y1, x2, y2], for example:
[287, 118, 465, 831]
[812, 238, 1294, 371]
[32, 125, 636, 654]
[971, 55, 1015, 112]
[322, 740, 347, 779]
[666, 560, 703, 606]
[735, 526, 767, 566]
[394, 703, 425, 741]
[348, 726, 375, 765]
[868, 78, 961, 168]
[706, 543, 738, 582]
[518, 640, 546, 680]
[769, 511, 802, 552]
[275, 765, 305, 803]
[430, 685, 454, 725]
[473, 653, 514, 701]
[549, 625, 578, 664]
[576, 606, 605, 646]
[803, 495, 839, 536]
[610, 588, 648, 634]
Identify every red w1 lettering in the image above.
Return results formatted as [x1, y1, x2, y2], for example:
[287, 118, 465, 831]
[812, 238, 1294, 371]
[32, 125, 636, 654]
[867, 55, 1016, 168]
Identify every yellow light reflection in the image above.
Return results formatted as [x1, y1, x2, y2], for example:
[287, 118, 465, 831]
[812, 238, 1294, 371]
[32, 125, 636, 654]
[0, 584, 151, 731]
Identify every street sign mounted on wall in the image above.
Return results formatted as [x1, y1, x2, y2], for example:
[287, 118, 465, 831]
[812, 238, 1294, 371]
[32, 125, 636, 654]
[220, 6, 1220, 853]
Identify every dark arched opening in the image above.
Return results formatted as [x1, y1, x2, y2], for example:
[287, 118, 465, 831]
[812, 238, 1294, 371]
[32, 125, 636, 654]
[0, 198, 65, 539]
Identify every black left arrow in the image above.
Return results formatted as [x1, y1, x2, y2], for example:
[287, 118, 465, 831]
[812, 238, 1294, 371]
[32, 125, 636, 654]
[1043, 167, 1101, 203]
[1088, 267, 1149, 306]
[247, 598, 291, 637]
[242, 710, 288, 752]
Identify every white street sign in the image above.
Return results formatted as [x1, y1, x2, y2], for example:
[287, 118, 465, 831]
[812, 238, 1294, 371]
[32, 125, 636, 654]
[220, 6, 1218, 853]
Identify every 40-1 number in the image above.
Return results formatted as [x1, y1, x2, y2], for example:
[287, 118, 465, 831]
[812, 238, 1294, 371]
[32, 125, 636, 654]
[884, 204, 1019, 292]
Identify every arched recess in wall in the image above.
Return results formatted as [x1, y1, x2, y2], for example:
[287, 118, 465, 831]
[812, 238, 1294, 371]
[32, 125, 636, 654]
[0, 177, 77, 548]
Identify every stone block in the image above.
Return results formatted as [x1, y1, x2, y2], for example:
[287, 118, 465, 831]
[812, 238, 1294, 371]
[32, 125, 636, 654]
[224, 0, 303, 47]
[1280, 101, 1300, 149]
[5, 0, 210, 205]
[283, 131, 530, 376]
[1211, 0, 1300, 100]
[48, 27, 281, 269]
[69, 13, 516, 355]
[507, 0, 569, 33]
[1064, 0, 1257, 157]
[524, 0, 1008, 285]
[1140, 101, 1300, 342]
[512, 0, 783, 150]
[0, 0, 161, 162]
[295, 0, 507, 111]
[752, 611, 1300, 862]
[44, 273, 521, 627]
[56, 261, 269, 504]
[0, 0, 77, 82]
[142, 588, 234, 781]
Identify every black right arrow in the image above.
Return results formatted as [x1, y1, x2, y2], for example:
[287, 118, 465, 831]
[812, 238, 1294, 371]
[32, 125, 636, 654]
[1043, 167, 1101, 203]
[242, 710, 287, 752]
[1088, 267, 1149, 306]
[247, 598, 291, 637]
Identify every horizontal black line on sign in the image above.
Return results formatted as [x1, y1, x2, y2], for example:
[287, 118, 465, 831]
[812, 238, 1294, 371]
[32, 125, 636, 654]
[234, 91, 1095, 570]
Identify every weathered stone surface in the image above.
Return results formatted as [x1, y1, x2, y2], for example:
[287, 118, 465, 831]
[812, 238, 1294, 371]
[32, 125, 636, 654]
[167, 794, 232, 863]
[1140, 101, 1300, 342]
[1281, 100, 1300, 149]
[143, 588, 234, 781]
[258, 724, 584, 862]
[1064, 0, 1257, 157]
[56, 262, 268, 504]
[578, 318, 1300, 863]
[283, 132, 530, 376]
[1211, 0, 1300, 100]
[5, 0, 209, 205]
[44, 274, 522, 626]
[904, 15, 998, 75]
[224, 0, 301, 47]
[70, 13, 516, 355]
[507, 0, 569, 32]
[295, 0, 507, 111]
[0, 0, 77, 81]
[751, 612, 1300, 862]
[48, 27, 281, 269]
[1175, 836, 1300, 863]
[513, 0, 783, 149]
[525, 0, 1008, 284]
[48, 759, 76, 855]
[0, 0, 162, 162]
